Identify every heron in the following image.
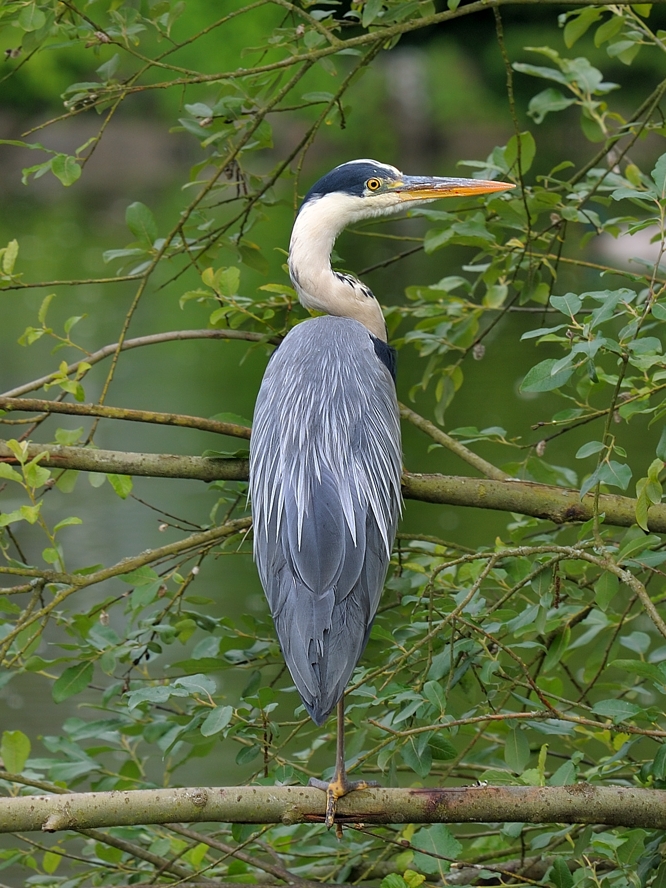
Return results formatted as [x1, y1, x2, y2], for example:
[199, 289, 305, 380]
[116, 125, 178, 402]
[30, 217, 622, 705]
[249, 159, 513, 826]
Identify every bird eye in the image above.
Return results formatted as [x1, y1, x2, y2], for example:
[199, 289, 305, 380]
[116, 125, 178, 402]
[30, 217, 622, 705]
[366, 178, 381, 191]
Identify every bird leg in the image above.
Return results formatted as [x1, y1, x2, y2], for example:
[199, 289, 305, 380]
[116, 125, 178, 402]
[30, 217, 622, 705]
[309, 696, 378, 829]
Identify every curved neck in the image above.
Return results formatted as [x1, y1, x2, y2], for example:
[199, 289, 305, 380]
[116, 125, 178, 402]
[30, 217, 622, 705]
[288, 196, 388, 342]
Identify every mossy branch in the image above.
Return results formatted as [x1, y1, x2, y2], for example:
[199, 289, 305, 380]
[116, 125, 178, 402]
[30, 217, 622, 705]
[0, 784, 665, 833]
[1, 439, 663, 532]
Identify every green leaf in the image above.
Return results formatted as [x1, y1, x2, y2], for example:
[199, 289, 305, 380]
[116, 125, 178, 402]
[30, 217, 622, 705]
[173, 673, 217, 696]
[549, 759, 577, 786]
[215, 267, 241, 297]
[0, 464, 23, 484]
[504, 727, 530, 773]
[97, 53, 120, 82]
[37, 293, 55, 325]
[527, 88, 576, 124]
[422, 680, 447, 712]
[412, 824, 462, 876]
[542, 627, 570, 671]
[42, 850, 62, 874]
[55, 427, 84, 446]
[239, 242, 269, 274]
[652, 745, 666, 780]
[120, 566, 160, 585]
[107, 473, 133, 499]
[563, 7, 602, 47]
[595, 15, 624, 47]
[656, 425, 666, 461]
[550, 292, 581, 315]
[55, 469, 79, 492]
[24, 459, 50, 488]
[521, 359, 573, 393]
[652, 153, 666, 199]
[18, 4, 46, 31]
[504, 131, 536, 174]
[130, 580, 161, 609]
[42, 547, 60, 564]
[581, 460, 632, 498]
[126, 202, 158, 244]
[19, 503, 41, 524]
[2, 239, 19, 275]
[428, 734, 457, 760]
[200, 705, 234, 737]
[401, 736, 432, 778]
[617, 533, 661, 563]
[594, 572, 619, 611]
[52, 662, 93, 703]
[236, 744, 261, 766]
[51, 155, 81, 187]
[575, 441, 604, 459]
[591, 699, 642, 723]
[549, 856, 574, 888]
[362, 0, 383, 27]
[0, 730, 31, 773]
[610, 659, 662, 683]
[651, 862, 666, 888]
[513, 62, 568, 86]
[126, 686, 172, 710]
[64, 315, 84, 334]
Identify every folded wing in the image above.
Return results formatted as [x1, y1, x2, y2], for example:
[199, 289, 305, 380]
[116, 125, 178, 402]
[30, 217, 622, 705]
[250, 316, 402, 724]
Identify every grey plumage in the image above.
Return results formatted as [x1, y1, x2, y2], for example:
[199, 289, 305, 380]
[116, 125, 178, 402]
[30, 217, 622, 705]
[250, 316, 402, 724]
[248, 160, 511, 738]
[247, 162, 512, 823]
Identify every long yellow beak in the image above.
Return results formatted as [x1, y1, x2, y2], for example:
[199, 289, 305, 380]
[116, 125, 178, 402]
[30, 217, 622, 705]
[389, 175, 515, 201]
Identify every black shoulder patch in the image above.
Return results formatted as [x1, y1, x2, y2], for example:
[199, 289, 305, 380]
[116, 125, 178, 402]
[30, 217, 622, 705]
[371, 335, 397, 382]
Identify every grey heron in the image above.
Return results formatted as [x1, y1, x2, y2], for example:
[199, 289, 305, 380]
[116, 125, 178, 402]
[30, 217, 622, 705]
[250, 159, 513, 826]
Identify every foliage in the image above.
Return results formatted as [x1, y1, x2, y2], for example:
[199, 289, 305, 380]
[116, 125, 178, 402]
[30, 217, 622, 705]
[2, 0, 666, 886]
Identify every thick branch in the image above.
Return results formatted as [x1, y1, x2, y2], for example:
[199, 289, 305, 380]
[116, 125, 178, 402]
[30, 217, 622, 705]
[2, 440, 664, 532]
[1, 785, 665, 833]
[401, 472, 663, 529]
[0, 440, 249, 482]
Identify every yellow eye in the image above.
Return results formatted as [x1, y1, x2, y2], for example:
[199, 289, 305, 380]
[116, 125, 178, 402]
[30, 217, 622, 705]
[366, 178, 381, 191]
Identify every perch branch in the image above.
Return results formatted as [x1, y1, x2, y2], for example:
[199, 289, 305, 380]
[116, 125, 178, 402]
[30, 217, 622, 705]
[1, 785, 665, 833]
[2, 439, 665, 532]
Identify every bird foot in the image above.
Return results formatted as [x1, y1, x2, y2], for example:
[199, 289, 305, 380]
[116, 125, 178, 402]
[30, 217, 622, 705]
[308, 773, 379, 829]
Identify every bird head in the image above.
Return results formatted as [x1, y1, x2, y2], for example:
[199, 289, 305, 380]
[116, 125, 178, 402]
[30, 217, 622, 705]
[289, 159, 515, 341]
[299, 158, 515, 225]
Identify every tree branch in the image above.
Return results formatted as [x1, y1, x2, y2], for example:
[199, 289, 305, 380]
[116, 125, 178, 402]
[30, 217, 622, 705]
[0, 439, 250, 482]
[399, 403, 509, 481]
[0, 398, 251, 440]
[1, 785, 665, 833]
[1, 329, 278, 399]
[2, 439, 663, 532]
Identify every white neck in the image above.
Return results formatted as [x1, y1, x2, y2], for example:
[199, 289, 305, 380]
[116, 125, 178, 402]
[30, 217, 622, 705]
[288, 193, 388, 342]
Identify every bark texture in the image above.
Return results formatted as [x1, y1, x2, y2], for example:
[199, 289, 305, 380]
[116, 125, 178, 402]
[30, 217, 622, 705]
[1, 784, 665, 833]
[2, 440, 664, 531]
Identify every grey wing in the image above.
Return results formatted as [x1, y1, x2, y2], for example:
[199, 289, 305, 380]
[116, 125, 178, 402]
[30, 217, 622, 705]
[250, 317, 402, 725]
